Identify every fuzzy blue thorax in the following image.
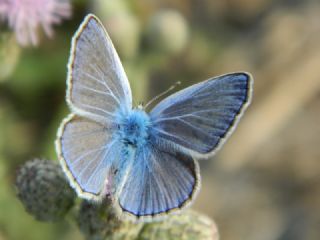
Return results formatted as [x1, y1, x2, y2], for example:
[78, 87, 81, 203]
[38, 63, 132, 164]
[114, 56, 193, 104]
[115, 108, 151, 148]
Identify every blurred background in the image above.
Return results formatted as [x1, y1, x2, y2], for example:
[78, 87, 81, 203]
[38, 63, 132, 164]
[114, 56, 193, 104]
[1, 0, 320, 239]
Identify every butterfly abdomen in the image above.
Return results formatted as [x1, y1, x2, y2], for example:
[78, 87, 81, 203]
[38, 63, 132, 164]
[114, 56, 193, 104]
[115, 109, 151, 148]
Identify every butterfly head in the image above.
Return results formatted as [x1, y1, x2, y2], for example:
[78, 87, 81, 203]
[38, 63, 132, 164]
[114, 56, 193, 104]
[115, 109, 151, 148]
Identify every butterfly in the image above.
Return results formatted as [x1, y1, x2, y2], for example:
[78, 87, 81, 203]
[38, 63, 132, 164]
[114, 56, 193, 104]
[55, 14, 253, 221]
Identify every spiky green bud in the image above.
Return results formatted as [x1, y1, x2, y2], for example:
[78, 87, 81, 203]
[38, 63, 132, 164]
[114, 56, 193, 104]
[77, 200, 143, 240]
[77, 200, 218, 240]
[139, 210, 218, 240]
[16, 159, 218, 239]
[15, 159, 76, 221]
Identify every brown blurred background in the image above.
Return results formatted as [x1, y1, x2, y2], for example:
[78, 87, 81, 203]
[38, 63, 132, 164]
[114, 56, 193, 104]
[0, 0, 320, 239]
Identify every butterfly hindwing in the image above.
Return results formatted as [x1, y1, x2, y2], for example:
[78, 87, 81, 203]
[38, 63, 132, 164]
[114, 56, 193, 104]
[150, 72, 253, 157]
[56, 114, 122, 199]
[67, 14, 132, 123]
[115, 137, 200, 220]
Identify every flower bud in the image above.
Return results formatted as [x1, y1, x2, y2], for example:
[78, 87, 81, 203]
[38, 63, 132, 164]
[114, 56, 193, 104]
[16, 159, 76, 221]
[77, 200, 143, 240]
[77, 199, 218, 240]
[139, 211, 218, 240]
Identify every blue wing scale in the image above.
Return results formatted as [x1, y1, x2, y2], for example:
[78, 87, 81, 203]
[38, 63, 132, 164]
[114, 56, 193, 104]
[117, 138, 200, 217]
[150, 73, 252, 156]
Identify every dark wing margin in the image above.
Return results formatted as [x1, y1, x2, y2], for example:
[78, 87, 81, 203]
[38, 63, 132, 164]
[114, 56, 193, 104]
[150, 72, 253, 157]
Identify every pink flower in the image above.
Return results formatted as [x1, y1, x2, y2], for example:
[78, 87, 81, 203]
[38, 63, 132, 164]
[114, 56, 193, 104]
[0, 0, 71, 46]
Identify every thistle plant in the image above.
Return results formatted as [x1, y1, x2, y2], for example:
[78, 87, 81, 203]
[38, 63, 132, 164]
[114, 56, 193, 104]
[16, 159, 219, 240]
[15, 159, 76, 221]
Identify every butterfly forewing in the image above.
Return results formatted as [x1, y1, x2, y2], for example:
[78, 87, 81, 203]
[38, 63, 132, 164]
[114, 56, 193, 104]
[67, 14, 132, 124]
[150, 73, 253, 157]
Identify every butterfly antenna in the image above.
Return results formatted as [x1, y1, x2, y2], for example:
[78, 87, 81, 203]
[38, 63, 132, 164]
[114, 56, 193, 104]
[144, 81, 181, 110]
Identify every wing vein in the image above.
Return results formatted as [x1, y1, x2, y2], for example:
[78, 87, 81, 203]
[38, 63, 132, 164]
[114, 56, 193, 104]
[78, 103, 115, 118]
[84, 140, 116, 186]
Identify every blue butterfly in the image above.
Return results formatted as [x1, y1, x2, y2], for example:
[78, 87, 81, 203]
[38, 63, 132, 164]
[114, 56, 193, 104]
[56, 14, 253, 221]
